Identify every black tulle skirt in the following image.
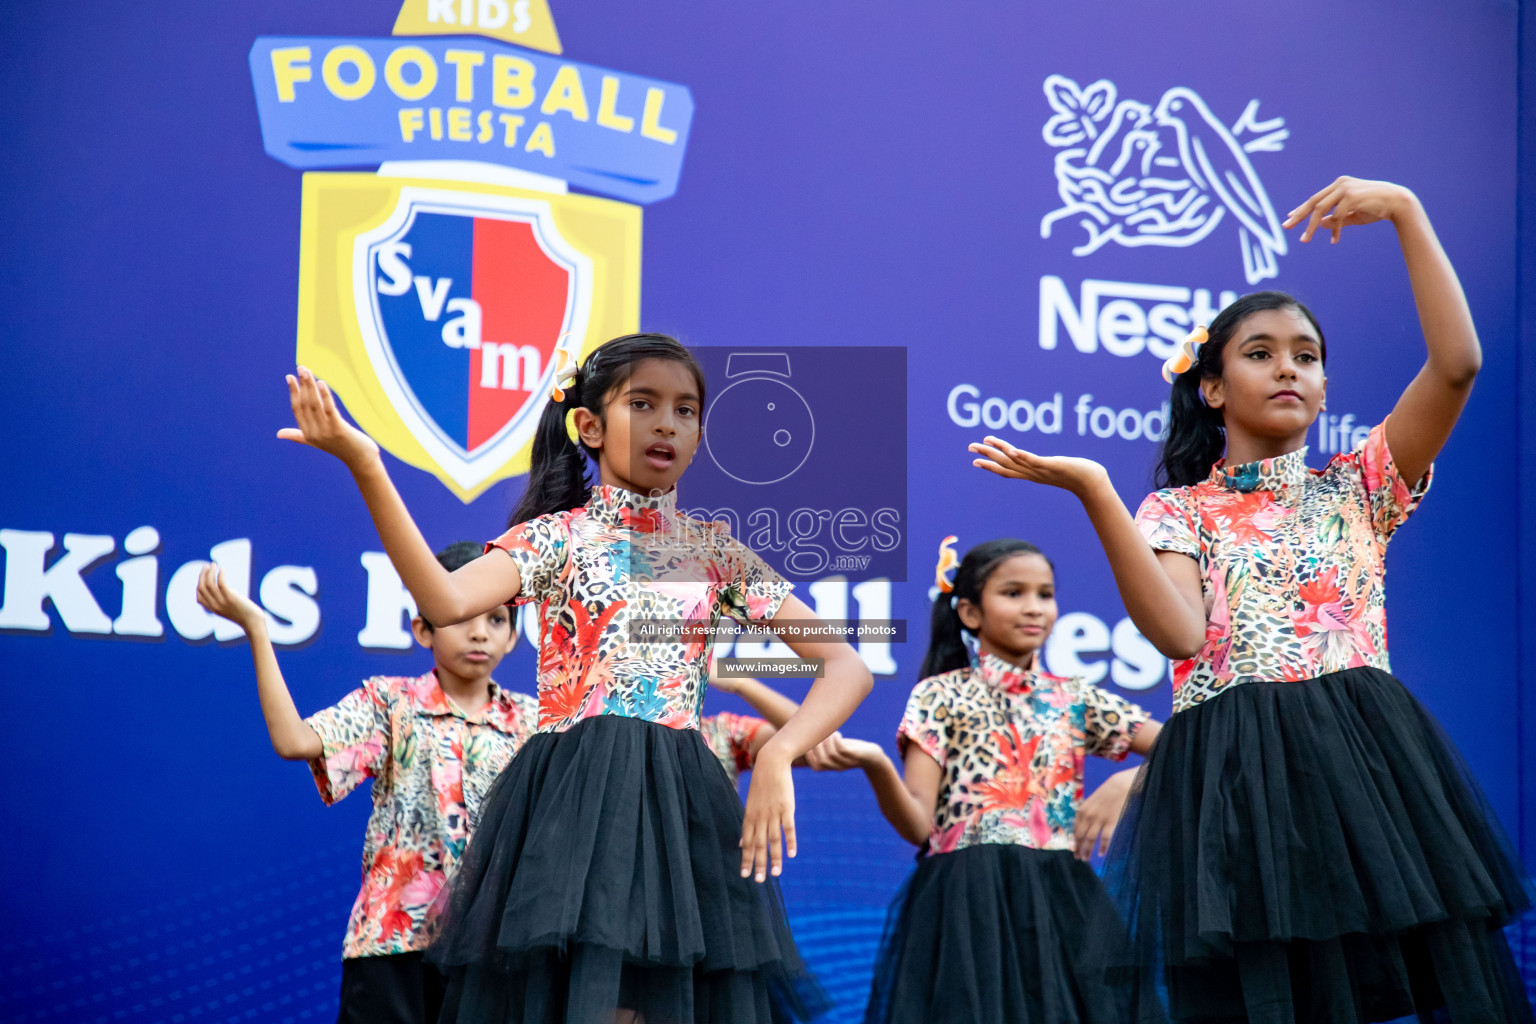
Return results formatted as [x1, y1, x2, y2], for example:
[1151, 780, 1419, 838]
[1094, 666, 1533, 1024]
[864, 843, 1161, 1024]
[427, 714, 828, 1024]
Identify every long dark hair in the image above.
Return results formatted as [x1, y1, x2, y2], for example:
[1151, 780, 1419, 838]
[1153, 291, 1327, 489]
[508, 332, 707, 526]
[921, 538, 1051, 678]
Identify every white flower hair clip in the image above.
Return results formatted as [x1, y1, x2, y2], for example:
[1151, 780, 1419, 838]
[548, 348, 577, 403]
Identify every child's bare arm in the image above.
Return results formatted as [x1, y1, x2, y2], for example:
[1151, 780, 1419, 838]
[712, 665, 861, 769]
[739, 594, 874, 882]
[969, 441, 1207, 659]
[1284, 178, 1478, 485]
[789, 733, 939, 846]
[280, 367, 522, 625]
[858, 742, 941, 847]
[708, 663, 801, 729]
[196, 564, 322, 760]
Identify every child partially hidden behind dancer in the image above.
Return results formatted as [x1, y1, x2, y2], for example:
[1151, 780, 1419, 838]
[194, 541, 535, 1024]
[703, 659, 865, 789]
[817, 535, 1163, 1024]
[702, 664, 801, 789]
[277, 332, 872, 1023]
[971, 177, 1533, 1022]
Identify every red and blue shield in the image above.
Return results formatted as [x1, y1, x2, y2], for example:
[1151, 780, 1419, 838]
[352, 187, 591, 491]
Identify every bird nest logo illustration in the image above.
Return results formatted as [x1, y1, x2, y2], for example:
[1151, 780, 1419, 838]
[1039, 75, 1291, 285]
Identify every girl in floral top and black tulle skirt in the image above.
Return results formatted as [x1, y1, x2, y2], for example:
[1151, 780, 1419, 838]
[825, 537, 1163, 1024]
[971, 177, 1533, 1023]
[275, 333, 873, 1024]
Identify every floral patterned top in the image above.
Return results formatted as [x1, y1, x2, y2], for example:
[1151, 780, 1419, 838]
[700, 711, 768, 784]
[305, 672, 538, 958]
[898, 651, 1149, 856]
[488, 485, 793, 732]
[1134, 420, 1430, 714]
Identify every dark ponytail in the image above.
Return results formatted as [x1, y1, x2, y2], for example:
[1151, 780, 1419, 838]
[1154, 291, 1326, 489]
[508, 332, 707, 526]
[921, 538, 1051, 678]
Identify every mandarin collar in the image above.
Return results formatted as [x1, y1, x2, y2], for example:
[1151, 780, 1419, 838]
[585, 483, 679, 530]
[1210, 445, 1310, 494]
[972, 650, 1040, 694]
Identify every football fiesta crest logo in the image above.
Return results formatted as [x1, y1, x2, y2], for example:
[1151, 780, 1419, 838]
[249, 2, 690, 500]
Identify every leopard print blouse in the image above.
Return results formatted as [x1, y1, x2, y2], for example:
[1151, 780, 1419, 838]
[1135, 420, 1430, 714]
[898, 651, 1149, 855]
[488, 485, 792, 733]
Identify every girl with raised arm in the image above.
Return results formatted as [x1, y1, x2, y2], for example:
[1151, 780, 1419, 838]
[970, 178, 1531, 1022]
[279, 332, 871, 1023]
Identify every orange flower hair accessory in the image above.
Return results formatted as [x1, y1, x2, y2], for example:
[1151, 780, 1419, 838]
[934, 535, 960, 594]
[1160, 325, 1208, 384]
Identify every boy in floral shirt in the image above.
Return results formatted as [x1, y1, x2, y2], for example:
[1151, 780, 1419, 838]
[197, 542, 536, 1024]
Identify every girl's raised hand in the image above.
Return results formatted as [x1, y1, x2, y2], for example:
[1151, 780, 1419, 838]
[195, 564, 265, 632]
[1283, 176, 1417, 245]
[969, 436, 1109, 497]
[277, 366, 381, 469]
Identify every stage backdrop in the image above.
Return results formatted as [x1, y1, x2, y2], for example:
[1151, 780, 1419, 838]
[3, 1, 1531, 1020]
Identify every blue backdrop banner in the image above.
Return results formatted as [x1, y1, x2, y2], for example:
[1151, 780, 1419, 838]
[1, 1, 1529, 1021]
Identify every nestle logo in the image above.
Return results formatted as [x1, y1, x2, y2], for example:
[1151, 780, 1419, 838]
[1038, 276, 1238, 358]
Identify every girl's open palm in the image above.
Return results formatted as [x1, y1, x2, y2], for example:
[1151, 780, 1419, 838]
[1283, 176, 1414, 244]
[969, 436, 1109, 496]
[278, 366, 380, 468]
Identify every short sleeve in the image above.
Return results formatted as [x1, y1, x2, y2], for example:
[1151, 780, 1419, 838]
[896, 676, 953, 768]
[715, 531, 793, 626]
[486, 513, 569, 606]
[1080, 683, 1151, 761]
[698, 715, 731, 774]
[1355, 418, 1431, 542]
[305, 679, 393, 805]
[1135, 489, 1200, 559]
[715, 711, 768, 772]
